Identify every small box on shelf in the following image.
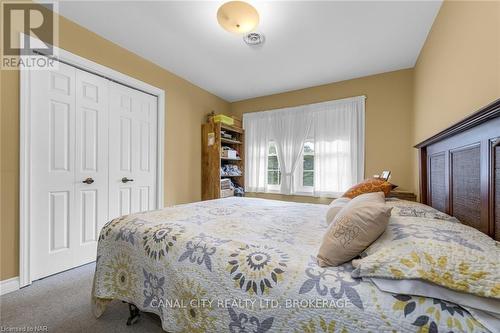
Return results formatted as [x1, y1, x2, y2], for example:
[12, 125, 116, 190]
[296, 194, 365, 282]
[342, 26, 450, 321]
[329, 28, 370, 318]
[221, 149, 237, 159]
[207, 111, 242, 128]
[220, 188, 234, 198]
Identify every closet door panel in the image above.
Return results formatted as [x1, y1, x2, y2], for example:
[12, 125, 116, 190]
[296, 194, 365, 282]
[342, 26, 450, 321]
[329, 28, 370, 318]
[108, 82, 157, 220]
[119, 187, 132, 216]
[74, 69, 109, 263]
[119, 117, 132, 172]
[31, 62, 77, 280]
[30, 63, 110, 281]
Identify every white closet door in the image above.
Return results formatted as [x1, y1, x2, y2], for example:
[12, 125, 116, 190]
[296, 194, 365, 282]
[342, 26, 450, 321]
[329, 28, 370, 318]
[31, 63, 109, 280]
[73, 70, 109, 264]
[108, 81, 157, 220]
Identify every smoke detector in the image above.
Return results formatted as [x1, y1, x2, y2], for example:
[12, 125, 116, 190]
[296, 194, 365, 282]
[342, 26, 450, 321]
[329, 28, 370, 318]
[243, 32, 265, 46]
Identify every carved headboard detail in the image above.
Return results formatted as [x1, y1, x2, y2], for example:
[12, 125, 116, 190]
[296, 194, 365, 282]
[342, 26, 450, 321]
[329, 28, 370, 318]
[415, 99, 500, 241]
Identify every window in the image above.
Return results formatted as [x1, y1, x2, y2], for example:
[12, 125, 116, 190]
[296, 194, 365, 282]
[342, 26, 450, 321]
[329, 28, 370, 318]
[267, 142, 281, 189]
[266, 141, 315, 193]
[301, 141, 315, 187]
[244, 96, 365, 196]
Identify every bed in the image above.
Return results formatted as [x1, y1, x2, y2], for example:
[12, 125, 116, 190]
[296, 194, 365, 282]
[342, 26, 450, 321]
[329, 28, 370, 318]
[92, 99, 500, 333]
[92, 197, 494, 332]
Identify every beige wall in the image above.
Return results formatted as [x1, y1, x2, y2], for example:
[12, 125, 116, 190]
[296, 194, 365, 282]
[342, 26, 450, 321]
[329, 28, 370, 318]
[231, 69, 415, 201]
[0, 12, 230, 280]
[412, 0, 500, 193]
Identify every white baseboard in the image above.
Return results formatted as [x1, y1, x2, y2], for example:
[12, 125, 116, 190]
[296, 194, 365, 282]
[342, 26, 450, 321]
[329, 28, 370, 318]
[0, 277, 20, 295]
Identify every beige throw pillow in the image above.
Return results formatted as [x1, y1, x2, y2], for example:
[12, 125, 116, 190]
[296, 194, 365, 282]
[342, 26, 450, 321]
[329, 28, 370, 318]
[325, 198, 351, 225]
[317, 199, 392, 267]
[325, 192, 385, 225]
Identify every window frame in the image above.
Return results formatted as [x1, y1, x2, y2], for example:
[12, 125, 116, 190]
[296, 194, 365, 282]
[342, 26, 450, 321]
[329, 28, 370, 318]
[266, 141, 281, 192]
[294, 140, 315, 195]
[266, 140, 316, 195]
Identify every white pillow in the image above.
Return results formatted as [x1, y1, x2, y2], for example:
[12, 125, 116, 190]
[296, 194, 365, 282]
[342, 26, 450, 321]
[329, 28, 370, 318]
[369, 278, 500, 332]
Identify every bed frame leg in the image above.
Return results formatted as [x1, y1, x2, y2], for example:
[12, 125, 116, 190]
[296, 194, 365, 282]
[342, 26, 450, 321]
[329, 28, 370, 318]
[126, 302, 140, 326]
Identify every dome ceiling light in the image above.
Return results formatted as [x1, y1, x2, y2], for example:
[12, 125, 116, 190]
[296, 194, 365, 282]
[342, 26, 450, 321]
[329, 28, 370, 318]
[217, 1, 259, 34]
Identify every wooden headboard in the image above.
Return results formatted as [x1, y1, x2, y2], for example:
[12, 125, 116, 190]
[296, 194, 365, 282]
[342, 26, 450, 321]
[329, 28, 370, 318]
[415, 99, 500, 241]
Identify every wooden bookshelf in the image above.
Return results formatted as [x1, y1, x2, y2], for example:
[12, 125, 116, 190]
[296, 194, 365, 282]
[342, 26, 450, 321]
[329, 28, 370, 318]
[202, 120, 245, 200]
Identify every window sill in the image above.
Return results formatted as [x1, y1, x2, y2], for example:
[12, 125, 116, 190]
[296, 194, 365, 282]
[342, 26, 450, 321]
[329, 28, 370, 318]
[246, 192, 334, 205]
[264, 190, 315, 197]
[292, 191, 314, 197]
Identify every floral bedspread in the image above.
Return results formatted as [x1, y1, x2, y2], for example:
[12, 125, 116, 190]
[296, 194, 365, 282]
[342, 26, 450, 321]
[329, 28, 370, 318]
[92, 197, 488, 332]
[352, 201, 500, 300]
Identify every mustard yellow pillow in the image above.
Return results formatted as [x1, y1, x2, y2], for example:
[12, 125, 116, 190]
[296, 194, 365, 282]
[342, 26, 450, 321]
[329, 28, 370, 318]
[342, 178, 393, 199]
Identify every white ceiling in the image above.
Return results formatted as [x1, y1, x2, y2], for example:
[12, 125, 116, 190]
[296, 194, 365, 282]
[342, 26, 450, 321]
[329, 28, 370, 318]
[55, 1, 442, 102]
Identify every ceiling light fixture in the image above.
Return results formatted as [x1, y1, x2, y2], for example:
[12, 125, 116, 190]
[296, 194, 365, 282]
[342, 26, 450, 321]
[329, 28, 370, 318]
[217, 1, 259, 34]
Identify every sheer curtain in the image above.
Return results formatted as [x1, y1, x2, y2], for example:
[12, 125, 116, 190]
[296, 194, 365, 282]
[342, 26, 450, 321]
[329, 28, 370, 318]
[312, 97, 365, 196]
[270, 107, 312, 194]
[243, 96, 365, 196]
[243, 112, 270, 192]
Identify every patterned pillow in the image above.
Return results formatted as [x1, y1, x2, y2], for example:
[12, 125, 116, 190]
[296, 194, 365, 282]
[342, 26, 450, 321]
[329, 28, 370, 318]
[317, 199, 392, 267]
[342, 178, 393, 199]
[351, 214, 500, 299]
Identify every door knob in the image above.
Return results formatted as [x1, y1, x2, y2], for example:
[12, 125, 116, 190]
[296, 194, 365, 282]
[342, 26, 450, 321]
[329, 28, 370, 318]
[121, 177, 134, 183]
[82, 177, 94, 184]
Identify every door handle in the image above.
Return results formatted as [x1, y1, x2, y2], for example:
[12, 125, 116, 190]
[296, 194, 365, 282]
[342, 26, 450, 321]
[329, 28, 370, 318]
[82, 177, 94, 184]
[121, 177, 134, 183]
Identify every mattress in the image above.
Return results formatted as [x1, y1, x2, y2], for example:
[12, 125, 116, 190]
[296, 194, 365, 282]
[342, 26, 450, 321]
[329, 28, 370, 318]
[92, 197, 489, 332]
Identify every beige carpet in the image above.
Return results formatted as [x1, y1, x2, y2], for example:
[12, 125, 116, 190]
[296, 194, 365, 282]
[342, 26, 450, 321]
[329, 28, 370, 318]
[0, 263, 165, 333]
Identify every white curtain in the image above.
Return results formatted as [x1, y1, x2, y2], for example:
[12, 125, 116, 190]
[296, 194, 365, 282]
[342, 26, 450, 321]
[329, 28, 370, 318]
[243, 112, 270, 192]
[270, 108, 312, 194]
[313, 97, 365, 196]
[243, 96, 365, 197]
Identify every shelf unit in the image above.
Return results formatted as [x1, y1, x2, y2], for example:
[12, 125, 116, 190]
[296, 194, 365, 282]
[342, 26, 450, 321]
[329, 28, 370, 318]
[202, 121, 245, 200]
